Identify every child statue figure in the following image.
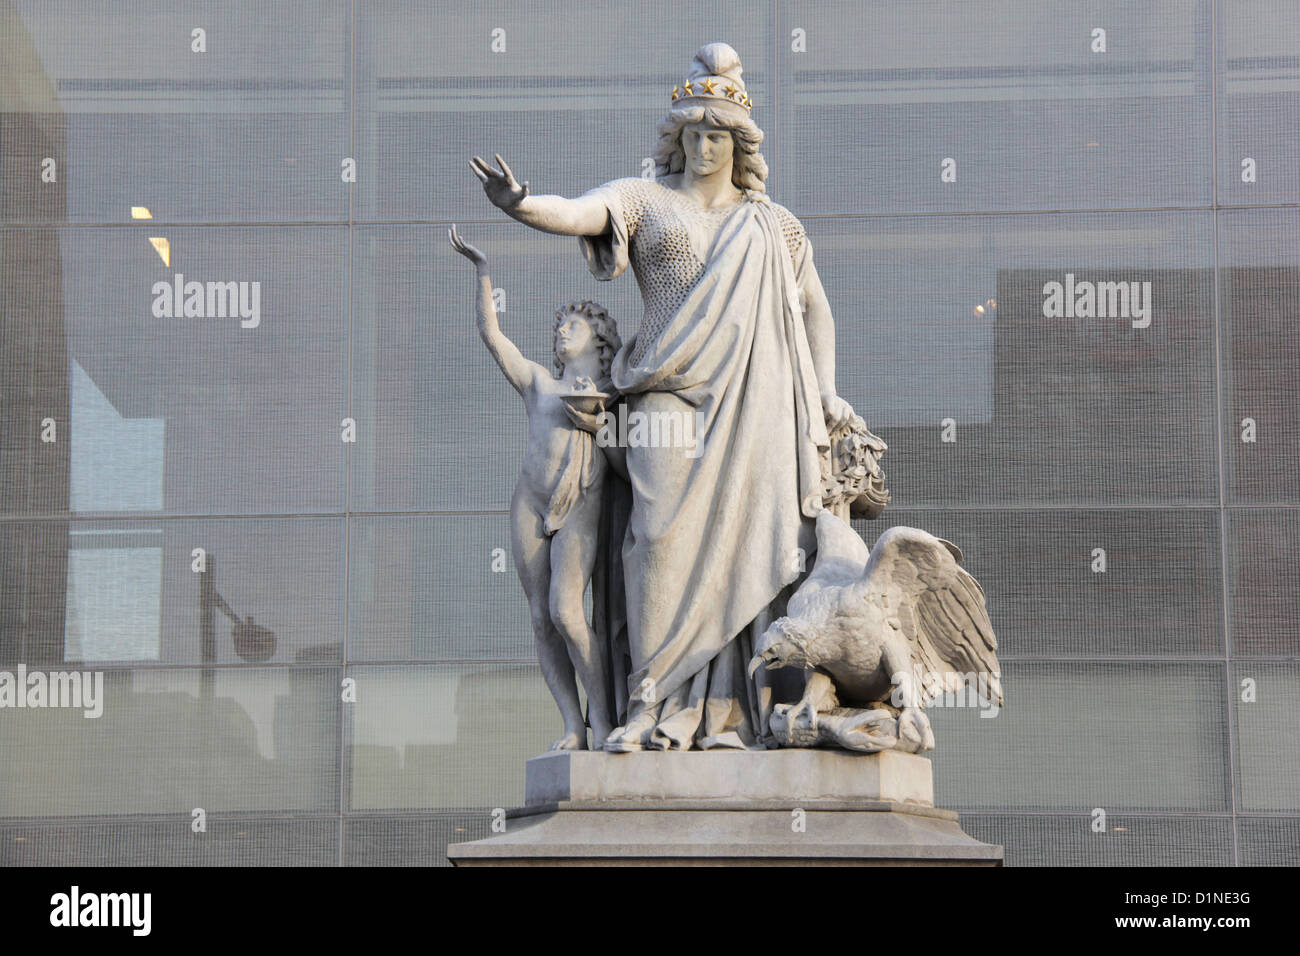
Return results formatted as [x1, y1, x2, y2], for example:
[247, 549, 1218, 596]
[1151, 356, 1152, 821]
[450, 224, 620, 750]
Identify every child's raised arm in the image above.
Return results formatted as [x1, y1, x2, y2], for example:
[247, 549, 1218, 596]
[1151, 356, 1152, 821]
[448, 225, 542, 397]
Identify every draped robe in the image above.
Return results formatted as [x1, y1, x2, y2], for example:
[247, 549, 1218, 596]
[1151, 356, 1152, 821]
[578, 177, 830, 749]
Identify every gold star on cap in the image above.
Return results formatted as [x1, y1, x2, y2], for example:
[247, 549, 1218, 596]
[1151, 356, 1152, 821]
[668, 76, 752, 111]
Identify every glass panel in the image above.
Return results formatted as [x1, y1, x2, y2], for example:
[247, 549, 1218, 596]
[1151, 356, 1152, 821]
[0, 818, 337, 866]
[961, 813, 1233, 866]
[777, 0, 1212, 214]
[56, 517, 343, 667]
[859, 508, 1223, 658]
[349, 514, 529, 662]
[2, 515, 343, 670]
[1227, 509, 1300, 657]
[1218, 208, 1300, 504]
[0, 225, 349, 517]
[1237, 816, 1300, 866]
[1216, 1, 1300, 206]
[343, 813, 489, 867]
[353, 1, 776, 223]
[0, 519, 70, 666]
[814, 211, 1216, 506]
[929, 661, 1229, 811]
[1, 0, 350, 224]
[345, 662, 558, 811]
[0, 666, 341, 817]
[1233, 662, 1300, 811]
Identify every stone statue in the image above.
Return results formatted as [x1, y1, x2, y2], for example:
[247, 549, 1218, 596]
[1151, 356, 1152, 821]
[465, 41, 999, 756]
[449, 224, 620, 751]
[751, 511, 1002, 754]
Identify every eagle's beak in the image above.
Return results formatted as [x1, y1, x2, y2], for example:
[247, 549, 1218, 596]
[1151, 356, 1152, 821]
[750, 620, 792, 679]
[747, 647, 782, 680]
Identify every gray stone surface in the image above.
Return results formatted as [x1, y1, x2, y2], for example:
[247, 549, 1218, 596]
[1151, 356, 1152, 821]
[447, 751, 1001, 866]
[448, 807, 1001, 866]
[525, 748, 934, 807]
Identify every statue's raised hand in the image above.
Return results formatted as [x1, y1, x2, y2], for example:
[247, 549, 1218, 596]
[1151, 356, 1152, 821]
[469, 154, 529, 211]
[448, 223, 487, 269]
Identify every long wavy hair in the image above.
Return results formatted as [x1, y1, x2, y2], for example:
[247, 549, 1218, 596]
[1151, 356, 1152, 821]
[652, 103, 768, 194]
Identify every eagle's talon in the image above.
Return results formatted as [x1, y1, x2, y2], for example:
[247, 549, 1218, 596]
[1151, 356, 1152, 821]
[769, 701, 821, 748]
[897, 706, 934, 754]
[790, 697, 819, 732]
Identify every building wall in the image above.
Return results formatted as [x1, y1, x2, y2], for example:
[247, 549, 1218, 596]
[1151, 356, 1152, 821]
[1, 1, 1297, 866]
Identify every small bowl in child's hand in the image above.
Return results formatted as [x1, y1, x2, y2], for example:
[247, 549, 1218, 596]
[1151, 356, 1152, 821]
[560, 390, 610, 417]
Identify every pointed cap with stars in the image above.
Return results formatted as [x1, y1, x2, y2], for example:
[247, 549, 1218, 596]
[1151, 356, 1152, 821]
[670, 42, 752, 116]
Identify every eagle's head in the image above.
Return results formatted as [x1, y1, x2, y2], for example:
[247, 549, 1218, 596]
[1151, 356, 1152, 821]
[748, 617, 812, 679]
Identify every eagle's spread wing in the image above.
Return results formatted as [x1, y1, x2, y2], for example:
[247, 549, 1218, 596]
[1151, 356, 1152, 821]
[858, 526, 1002, 706]
[788, 510, 873, 621]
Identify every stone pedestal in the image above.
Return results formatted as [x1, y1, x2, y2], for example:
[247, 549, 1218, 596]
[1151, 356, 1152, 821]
[447, 750, 1002, 866]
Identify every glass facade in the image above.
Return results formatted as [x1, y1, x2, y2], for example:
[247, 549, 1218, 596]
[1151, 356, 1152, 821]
[1, 1, 1297, 866]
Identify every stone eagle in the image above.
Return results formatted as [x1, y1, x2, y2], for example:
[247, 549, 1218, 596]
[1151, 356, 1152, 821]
[749, 511, 1002, 753]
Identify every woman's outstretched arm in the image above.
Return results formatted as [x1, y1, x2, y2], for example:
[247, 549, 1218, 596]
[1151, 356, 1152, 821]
[469, 154, 610, 237]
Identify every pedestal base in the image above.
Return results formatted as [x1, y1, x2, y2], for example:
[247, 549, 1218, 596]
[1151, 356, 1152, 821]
[447, 750, 1002, 867]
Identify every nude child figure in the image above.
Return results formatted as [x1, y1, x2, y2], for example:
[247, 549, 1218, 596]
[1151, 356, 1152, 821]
[449, 224, 618, 750]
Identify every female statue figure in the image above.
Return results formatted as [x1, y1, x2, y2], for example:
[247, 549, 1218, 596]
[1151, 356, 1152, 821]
[470, 41, 858, 752]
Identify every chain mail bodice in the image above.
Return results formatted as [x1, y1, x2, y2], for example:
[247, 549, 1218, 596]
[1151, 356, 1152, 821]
[599, 178, 808, 366]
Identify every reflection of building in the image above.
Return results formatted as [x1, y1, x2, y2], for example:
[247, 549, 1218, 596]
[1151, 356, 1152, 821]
[1, 667, 333, 817]
[988, 267, 1217, 503]
[1221, 266, 1300, 500]
[1, 12, 69, 668]
[350, 665, 554, 811]
[996, 268, 1208, 422]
